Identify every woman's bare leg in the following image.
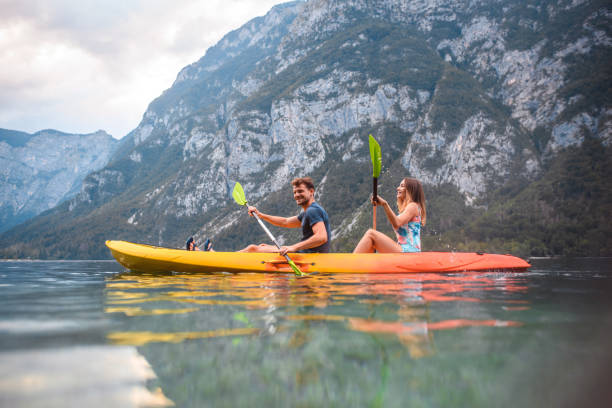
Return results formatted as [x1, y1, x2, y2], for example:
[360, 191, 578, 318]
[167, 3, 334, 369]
[353, 229, 402, 253]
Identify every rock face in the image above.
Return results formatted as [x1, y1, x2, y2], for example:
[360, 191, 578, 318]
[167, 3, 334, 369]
[0, 129, 118, 232]
[1, 0, 610, 258]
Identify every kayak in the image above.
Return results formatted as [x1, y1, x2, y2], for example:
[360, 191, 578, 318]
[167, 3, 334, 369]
[105, 240, 530, 274]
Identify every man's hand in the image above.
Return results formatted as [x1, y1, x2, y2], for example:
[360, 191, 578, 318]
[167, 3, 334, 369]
[279, 245, 297, 256]
[247, 206, 259, 217]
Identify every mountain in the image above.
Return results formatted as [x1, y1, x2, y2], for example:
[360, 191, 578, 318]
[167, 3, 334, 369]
[0, 129, 119, 233]
[1, 0, 610, 259]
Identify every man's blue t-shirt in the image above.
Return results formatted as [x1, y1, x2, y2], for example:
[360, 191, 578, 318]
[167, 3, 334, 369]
[296, 202, 331, 253]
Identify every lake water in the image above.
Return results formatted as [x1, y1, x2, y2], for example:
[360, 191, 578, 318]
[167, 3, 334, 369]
[1, 258, 611, 407]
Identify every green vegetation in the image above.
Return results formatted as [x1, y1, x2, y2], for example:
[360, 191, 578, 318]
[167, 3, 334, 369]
[430, 138, 612, 257]
[428, 20, 462, 44]
[495, 0, 611, 53]
[429, 65, 511, 133]
[531, 126, 551, 155]
[558, 46, 612, 123]
[240, 22, 444, 112]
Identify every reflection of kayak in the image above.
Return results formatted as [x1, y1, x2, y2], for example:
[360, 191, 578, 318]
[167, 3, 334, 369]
[106, 240, 530, 274]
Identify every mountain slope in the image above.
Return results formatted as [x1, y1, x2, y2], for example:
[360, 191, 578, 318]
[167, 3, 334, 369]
[0, 129, 118, 233]
[1, 0, 610, 259]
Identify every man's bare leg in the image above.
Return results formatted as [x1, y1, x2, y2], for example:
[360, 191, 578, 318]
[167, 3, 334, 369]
[238, 243, 279, 253]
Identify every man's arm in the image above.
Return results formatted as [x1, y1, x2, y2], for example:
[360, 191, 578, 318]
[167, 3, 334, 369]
[279, 221, 328, 255]
[247, 206, 301, 228]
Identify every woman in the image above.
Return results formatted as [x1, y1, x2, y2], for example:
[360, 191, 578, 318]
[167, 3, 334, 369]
[353, 177, 426, 253]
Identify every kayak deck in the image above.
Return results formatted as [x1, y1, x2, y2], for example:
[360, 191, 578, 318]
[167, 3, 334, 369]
[106, 240, 530, 274]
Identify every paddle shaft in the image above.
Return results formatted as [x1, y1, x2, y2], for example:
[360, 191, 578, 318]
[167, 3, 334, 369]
[252, 213, 282, 250]
[251, 212, 303, 275]
[372, 177, 378, 230]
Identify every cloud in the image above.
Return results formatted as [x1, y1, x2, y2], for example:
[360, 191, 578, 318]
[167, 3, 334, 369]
[0, 0, 283, 138]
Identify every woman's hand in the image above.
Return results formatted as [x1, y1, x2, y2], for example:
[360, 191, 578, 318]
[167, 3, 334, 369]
[372, 195, 388, 207]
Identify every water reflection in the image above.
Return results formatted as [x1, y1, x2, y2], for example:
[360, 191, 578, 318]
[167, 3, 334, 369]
[106, 272, 528, 308]
[3, 260, 609, 408]
[0, 346, 173, 407]
[108, 327, 261, 346]
[105, 271, 526, 354]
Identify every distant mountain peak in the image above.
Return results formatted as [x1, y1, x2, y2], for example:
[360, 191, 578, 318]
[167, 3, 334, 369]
[0, 128, 119, 233]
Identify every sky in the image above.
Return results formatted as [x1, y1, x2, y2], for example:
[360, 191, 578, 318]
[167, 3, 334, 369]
[0, 0, 284, 139]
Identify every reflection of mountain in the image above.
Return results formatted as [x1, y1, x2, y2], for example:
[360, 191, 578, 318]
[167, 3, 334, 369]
[0, 346, 173, 407]
[103, 271, 531, 406]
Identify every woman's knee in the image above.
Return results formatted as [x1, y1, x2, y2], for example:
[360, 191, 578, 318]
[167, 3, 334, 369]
[365, 229, 377, 238]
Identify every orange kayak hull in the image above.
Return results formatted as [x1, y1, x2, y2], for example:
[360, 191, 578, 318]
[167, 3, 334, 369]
[106, 240, 530, 274]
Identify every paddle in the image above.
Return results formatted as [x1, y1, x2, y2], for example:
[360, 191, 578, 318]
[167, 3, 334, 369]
[232, 182, 304, 276]
[368, 134, 382, 230]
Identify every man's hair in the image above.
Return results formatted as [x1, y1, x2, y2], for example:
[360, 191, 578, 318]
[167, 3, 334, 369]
[291, 177, 315, 191]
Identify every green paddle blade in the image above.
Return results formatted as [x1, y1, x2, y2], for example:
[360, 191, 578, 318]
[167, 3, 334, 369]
[287, 259, 304, 276]
[232, 182, 247, 206]
[369, 134, 382, 178]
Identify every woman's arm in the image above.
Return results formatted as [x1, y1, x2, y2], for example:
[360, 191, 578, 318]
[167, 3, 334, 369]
[376, 197, 418, 229]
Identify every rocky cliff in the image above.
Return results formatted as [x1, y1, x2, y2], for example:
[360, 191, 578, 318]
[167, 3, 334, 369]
[1, 0, 610, 258]
[0, 129, 118, 232]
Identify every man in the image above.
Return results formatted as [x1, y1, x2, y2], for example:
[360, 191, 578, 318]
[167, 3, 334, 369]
[240, 177, 331, 255]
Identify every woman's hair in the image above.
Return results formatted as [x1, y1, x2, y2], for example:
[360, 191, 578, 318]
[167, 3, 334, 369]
[397, 177, 427, 225]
